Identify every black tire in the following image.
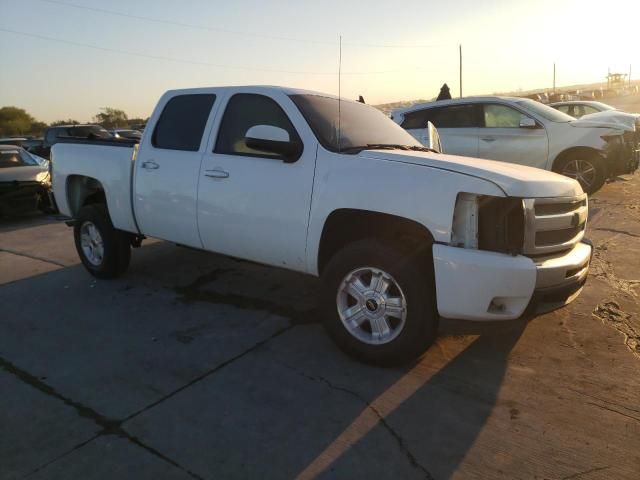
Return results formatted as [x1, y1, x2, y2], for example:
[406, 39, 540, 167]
[320, 238, 438, 366]
[554, 152, 606, 195]
[73, 204, 131, 279]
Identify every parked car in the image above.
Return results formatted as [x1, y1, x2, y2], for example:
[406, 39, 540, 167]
[392, 97, 639, 194]
[36, 124, 114, 159]
[109, 129, 143, 140]
[0, 145, 52, 216]
[550, 101, 626, 118]
[0, 137, 28, 147]
[52, 86, 592, 365]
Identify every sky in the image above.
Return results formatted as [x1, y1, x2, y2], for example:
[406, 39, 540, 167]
[0, 0, 638, 123]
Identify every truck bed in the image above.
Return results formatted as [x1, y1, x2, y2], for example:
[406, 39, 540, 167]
[52, 142, 139, 233]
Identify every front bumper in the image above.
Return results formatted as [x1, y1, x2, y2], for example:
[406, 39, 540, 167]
[432, 241, 592, 321]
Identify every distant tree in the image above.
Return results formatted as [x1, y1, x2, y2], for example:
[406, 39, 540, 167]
[0, 106, 36, 137]
[127, 117, 149, 129]
[94, 107, 128, 129]
[50, 119, 80, 126]
[29, 121, 48, 136]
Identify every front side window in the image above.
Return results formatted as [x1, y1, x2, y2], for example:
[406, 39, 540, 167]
[484, 104, 525, 128]
[215, 94, 300, 159]
[152, 94, 216, 151]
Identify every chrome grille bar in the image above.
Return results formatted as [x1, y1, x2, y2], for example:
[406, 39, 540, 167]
[523, 194, 588, 255]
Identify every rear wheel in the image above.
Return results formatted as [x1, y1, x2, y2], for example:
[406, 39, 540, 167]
[74, 204, 130, 279]
[320, 239, 438, 366]
[554, 153, 605, 194]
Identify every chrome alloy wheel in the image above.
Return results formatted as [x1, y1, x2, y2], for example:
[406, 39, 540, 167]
[336, 267, 407, 345]
[561, 159, 597, 190]
[80, 221, 105, 266]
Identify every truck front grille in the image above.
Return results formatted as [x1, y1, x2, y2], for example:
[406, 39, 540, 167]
[523, 195, 588, 256]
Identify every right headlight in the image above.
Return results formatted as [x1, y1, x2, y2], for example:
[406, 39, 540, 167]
[451, 193, 525, 254]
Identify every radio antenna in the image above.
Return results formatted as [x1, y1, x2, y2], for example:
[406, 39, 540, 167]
[337, 34, 342, 152]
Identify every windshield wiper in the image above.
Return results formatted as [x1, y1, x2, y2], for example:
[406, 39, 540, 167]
[339, 144, 438, 154]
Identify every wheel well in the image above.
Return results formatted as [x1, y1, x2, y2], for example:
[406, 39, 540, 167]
[66, 175, 106, 218]
[552, 147, 604, 172]
[318, 209, 435, 275]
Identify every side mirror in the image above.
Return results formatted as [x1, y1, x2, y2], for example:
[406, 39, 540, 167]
[519, 116, 537, 128]
[425, 121, 443, 153]
[245, 125, 302, 163]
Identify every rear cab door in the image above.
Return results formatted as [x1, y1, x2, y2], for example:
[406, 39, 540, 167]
[402, 104, 480, 157]
[197, 88, 318, 271]
[133, 91, 218, 247]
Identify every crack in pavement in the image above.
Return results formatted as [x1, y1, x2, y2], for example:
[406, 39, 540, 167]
[585, 401, 640, 423]
[593, 227, 640, 239]
[0, 247, 66, 268]
[278, 362, 435, 480]
[593, 300, 640, 359]
[0, 355, 205, 480]
[561, 465, 610, 479]
[3, 322, 294, 480]
[566, 387, 640, 416]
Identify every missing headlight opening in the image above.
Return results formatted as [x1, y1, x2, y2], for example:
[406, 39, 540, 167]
[478, 196, 525, 254]
[451, 194, 525, 254]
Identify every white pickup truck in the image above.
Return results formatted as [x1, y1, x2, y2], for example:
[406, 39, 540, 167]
[52, 86, 592, 365]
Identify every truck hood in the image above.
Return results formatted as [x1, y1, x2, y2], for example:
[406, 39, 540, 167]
[570, 111, 638, 132]
[362, 150, 583, 198]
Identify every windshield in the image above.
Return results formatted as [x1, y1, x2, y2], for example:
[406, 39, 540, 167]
[290, 94, 422, 152]
[515, 99, 574, 123]
[0, 148, 39, 168]
[586, 101, 616, 111]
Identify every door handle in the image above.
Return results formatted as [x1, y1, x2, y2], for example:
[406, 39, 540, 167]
[204, 169, 229, 179]
[481, 137, 496, 142]
[141, 160, 159, 170]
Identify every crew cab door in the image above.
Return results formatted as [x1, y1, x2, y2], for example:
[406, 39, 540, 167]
[401, 104, 480, 157]
[197, 91, 317, 271]
[477, 103, 549, 169]
[133, 93, 217, 247]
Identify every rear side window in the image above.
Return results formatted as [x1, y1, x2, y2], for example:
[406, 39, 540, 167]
[402, 104, 478, 129]
[214, 94, 300, 159]
[152, 94, 216, 151]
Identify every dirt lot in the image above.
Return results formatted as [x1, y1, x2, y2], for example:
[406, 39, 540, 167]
[1, 172, 639, 478]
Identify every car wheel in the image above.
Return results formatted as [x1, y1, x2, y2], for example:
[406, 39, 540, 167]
[320, 238, 438, 366]
[74, 204, 131, 279]
[555, 153, 605, 194]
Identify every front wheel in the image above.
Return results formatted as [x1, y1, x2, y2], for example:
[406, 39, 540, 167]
[320, 239, 438, 366]
[74, 204, 131, 279]
[554, 153, 605, 194]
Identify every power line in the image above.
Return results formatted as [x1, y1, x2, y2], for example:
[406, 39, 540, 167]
[36, 0, 448, 49]
[0, 27, 434, 76]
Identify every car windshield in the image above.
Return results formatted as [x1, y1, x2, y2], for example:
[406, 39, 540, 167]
[515, 99, 574, 123]
[290, 94, 422, 152]
[585, 102, 616, 111]
[0, 149, 39, 168]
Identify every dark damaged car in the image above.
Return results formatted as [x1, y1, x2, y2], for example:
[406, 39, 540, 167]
[0, 145, 52, 216]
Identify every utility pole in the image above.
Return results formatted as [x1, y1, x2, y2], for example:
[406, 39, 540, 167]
[630, 64, 632, 87]
[553, 63, 556, 92]
[459, 44, 462, 98]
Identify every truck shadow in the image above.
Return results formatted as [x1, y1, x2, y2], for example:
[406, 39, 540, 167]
[129, 243, 531, 479]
